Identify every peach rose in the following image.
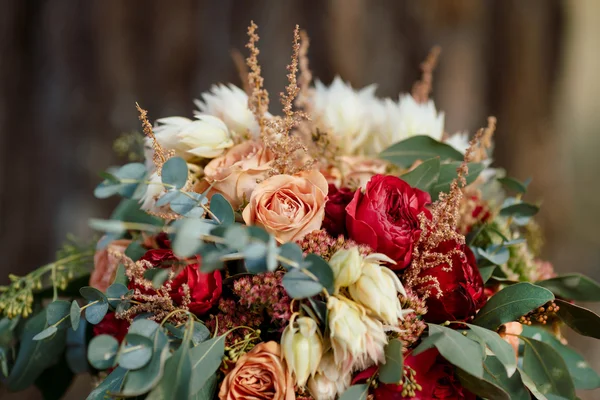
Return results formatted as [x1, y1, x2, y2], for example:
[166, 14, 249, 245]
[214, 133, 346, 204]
[203, 140, 274, 209]
[218, 341, 295, 400]
[242, 170, 328, 243]
[339, 156, 387, 189]
[90, 239, 131, 292]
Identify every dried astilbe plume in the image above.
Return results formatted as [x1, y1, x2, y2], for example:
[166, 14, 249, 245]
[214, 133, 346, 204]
[136, 103, 174, 174]
[404, 121, 494, 296]
[109, 249, 191, 325]
[295, 29, 313, 111]
[411, 46, 441, 104]
[472, 116, 496, 162]
[245, 21, 270, 135]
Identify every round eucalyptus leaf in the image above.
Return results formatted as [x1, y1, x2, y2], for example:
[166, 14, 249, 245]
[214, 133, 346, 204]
[80, 286, 108, 303]
[70, 300, 81, 331]
[88, 334, 119, 370]
[106, 283, 129, 308]
[47, 300, 71, 326]
[32, 326, 58, 341]
[128, 319, 160, 338]
[118, 334, 153, 370]
[209, 194, 235, 226]
[85, 301, 109, 325]
[162, 157, 188, 189]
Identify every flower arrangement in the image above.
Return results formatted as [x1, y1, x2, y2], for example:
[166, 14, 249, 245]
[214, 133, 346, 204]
[1, 22, 599, 400]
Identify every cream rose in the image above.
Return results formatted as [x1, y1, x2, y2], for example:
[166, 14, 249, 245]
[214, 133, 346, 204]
[203, 140, 274, 209]
[90, 239, 131, 292]
[242, 170, 328, 243]
[339, 156, 387, 189]
[218, 341, 295, 400]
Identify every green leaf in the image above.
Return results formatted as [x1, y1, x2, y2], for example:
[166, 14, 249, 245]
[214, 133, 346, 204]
[172, 218, 213, 257]
[466, 323, 517, 377]
[305, 254, 335, 295]
[430, 162, 485, 198]
[149, 323, 193, 399]
[144, 268, 171, 289]
[33, 326, 58, 341]
[190, 373, 218, 400]
[125, 241, 147, 261]
[86, 366, 126, 400]
[278, 242, 304, 269]
[85, 301, 109, 325]
[472, 283, 554, 330]
[113, 264, 129, 286]
[555, 299, 600, 339]
[498, 177, 529, 194]
[521, 336, 576, 399]
[46, 300, 71, 326]
[400, 157, 441, 191]
[339, 384, 369, 400]
[479, 265, 496, 283]
[477, 246, 510, 266]
[210, 193, 235, 226]
[414, 324, 484, 378]
[522, 325, 600, 390]
[456, 367, 510, 400]
[499, 202, 539, 218]
[128, 318, 160, 338]
[536, 273, 600, 302]
[192, 322, 210, 345]
[120, 328, 169, 396]
[70, 300, 81, 331]
[379, 338, 404, 384]
[162, 157, 188, 189]
[482, 357, 530, 400]
[189, 336, 226, 395]
[519, 368, 551, 400]
[106, 283, 129, 308]
[379, 135, 463, 168]
[282, 268, 324, 299]
[66, 318, 89, 374]
[7, 310, 67, 391]
[119, 333, 154, 370]
[88, 334, 120, 370]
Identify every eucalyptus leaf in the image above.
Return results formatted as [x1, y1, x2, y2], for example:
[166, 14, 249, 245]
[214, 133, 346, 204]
[119, 333, 154, 370]
[339, 384, 369, 400]
[521, 336, 576, 399]
[144, 268, 170, 289]
[456, 367, 510, 400]
[155, 190, 182, 207]
[282, 268, 324, 299]
[162, 157, 188, 189]
[210, 193, 235, 226]
[472, 283, 554, 330]
[87, 334, 119, 370]
[498, 177, 529, 194]
[379, 339, 404, 384]
[170, 193, 200, 215]
[522, 325, 600, 390]
[7, 311, 67, 391]
[278, 242, 304, 269]
[499, 202, 539, 218]
[466, 323, 517, 377]
[379, 135, 463, 168]
[305, 254, 335, 295]
[189, 336, 226, 394]
[192, 322, 210, 345]
[106, 283, 129, 308]
[120, 328, 169, 396]
[128, 318, 160, 338]
[555, 300, 600, 339]
[125, 241, 147, 262]
[400, 157, 440, 191]
[66, 318, 88, 374]
[536, 273, 600, 302]
[223, 224, 249, 250]
[477, 246, 510, 266]
[478, 265, 496, 283]
[482, 357, 530, 400]
[32, 326, 58, 341]
[190, 373, 218, 400]
[86, 366, 126, 400]
[47, 300, 71, 326]
[430, 162, 485, 198]
[85, 301, 109, 325]
[172, 218, 213, 257]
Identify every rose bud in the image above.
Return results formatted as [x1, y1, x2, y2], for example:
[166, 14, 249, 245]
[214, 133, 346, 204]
[281, 316, 323, 387]
[328, 247, 363, 292]
[307, 352, 352, 400]
[348, 254, 408, 325]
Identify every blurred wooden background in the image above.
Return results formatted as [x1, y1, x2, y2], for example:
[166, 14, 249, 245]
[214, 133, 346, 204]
[1, 0, 599, 398]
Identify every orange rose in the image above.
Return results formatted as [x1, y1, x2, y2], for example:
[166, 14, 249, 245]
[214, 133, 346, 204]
[203, 140, 274, 209]
[218, 341, 295, 400]
[242, 170, 328, 243]
[90, 239, 131, 292]
[339, 156, 387, 189]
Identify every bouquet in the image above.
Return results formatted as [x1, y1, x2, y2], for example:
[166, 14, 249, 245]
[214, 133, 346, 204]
[1, 21, 599, 400]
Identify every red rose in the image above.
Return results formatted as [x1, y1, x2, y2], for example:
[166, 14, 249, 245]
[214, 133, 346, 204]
[93, 312, 129, 343]
[130, 248, 222, 316]
[345, 175, 431, 269]
[323, 184, 355, 237]
[415, 240, 486, 323]
[373, 349, 475, 400]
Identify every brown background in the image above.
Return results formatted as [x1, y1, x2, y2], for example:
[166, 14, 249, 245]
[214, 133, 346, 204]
[1, 0, 599, 398]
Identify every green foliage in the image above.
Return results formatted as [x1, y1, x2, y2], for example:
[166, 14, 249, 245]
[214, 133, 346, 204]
[86, 366, 126, 400]
[413, 324, 483, 379]
[80, 287, 109, 325]
[399, 157, 440, 191]
[521, 335, 576, 399]
[339, 384, 370, 400]
[499, 202, 540, 219]
[118, 333, 153, 370]
[87, 334, 119, 370]
[555, 299, 600, 339]
[282, 269, 324, 299]
[465, 323, 517, 377]
[144, 269, 170, 289]
[94, 162, 147, 199]
[522, 325, 600, 390]
[472, 283, 554, 330]
[189, 336, 226, 395]
[378, 338, 404, 384]
[70, 300, 81, 331]
[7, 310, 67, 391]
[536, 273, 600, 302]
[379, 135, 463, 168]
[498, 177, 529, 194]
[161, 157, 188, 189]
[210, 193, 235, 226]
[429, 161, 485, 199]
